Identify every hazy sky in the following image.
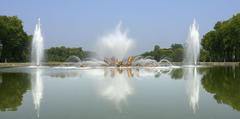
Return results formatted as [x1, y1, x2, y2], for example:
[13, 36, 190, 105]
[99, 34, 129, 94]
[0, 0, 240, 54]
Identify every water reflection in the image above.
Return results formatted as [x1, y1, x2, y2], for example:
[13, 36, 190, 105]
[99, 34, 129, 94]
[0, 73, 30, 111]
[0, 75, 2, 84]
[201, 66, 240, 111]
[46, 67, 176, 112]
[0, 66, 239, 117]
[184, 67, 202, 113]
[100, 69, 133, 111]
[170, 68, 183, 79]
[48, 69, 82, 78]
[31, 69, 43, 118]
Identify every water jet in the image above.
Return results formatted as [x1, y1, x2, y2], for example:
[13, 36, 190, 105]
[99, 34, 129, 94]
[31, 18, 44, 66]
[184, 19, 200, 66]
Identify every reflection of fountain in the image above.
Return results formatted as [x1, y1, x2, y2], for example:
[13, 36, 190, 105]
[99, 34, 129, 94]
[83, 68, 134, 111]
[184, 19, 200, 65]
[31, 69, 43, 118]
[184, 67, 202, 113]
[31, 18, 44, 66]
[93, 69, 134, 111]
[101, 73, 133, 111]
[96, 21, 134, 62]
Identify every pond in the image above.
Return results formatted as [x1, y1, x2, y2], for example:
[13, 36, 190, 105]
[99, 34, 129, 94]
[0, 66, 239, 119]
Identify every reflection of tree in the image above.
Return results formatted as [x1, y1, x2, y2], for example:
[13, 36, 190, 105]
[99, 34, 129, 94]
[170, 68, 183, 79]
[48, 70, 81, 78]
[0, 73, 30, 111]
[202, 66, 240, 111]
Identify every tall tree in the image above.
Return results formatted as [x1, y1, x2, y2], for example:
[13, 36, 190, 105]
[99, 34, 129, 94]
[0, 16, 31, 62]
[201, 13, 240, 62]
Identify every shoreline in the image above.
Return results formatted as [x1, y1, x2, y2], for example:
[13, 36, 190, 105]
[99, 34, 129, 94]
[0, 62, 239, 68]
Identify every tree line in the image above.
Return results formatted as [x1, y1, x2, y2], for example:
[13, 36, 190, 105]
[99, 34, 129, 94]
[141, 13, 240, 62]
[141, 44, 184, 62]
[0, 14, 240, 62]
[46, 46, 91, 62]
[0, 16, 91, 62]
[201, 13, 240, 62]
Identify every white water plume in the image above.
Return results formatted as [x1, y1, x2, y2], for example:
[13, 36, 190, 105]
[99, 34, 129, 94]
[31, 18, 44, 66]
[184, 19, 200, 65]
[96, 21, 134, 60]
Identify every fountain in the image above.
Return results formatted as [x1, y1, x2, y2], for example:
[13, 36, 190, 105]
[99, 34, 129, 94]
[31, 18, 44, 66]
[183, 19, 202, 113]
[56, 21, 177, 67]
[29, 18, 44, 118]
[184, 19, 200, 65]
[96, 21, 134, 64]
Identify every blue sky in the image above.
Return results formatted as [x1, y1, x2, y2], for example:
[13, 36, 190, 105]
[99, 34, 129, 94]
[0, 0, 240, 54]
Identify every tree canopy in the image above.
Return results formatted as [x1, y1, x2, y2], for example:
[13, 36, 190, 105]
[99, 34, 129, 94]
[0, 16, 31, 62]
[201, 13, 240, 62]
[141, 44, 184, 62]
[46, 46, 92, 62]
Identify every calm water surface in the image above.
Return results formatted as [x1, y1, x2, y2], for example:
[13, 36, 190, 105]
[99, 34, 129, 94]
[0, 66, 239, 119]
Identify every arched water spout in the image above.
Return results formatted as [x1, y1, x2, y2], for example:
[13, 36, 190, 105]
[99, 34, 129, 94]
[159, 59, 173, 67]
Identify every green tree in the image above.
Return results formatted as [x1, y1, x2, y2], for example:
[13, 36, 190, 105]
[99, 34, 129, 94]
[46, 46, 91, 62]
[201, 13, 240, 62]
[171, 44, 183, 49]
[154, 45, 160, 52]
[0, 16, 31, 62]
[171, 44, 183, 62]
[141, 44, 183, 62]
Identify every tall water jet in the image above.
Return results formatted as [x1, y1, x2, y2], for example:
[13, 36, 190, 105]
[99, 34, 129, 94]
[31, 18, 44, 66]
[96, 21, 134, 62]
[184, 19, 200, 65]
